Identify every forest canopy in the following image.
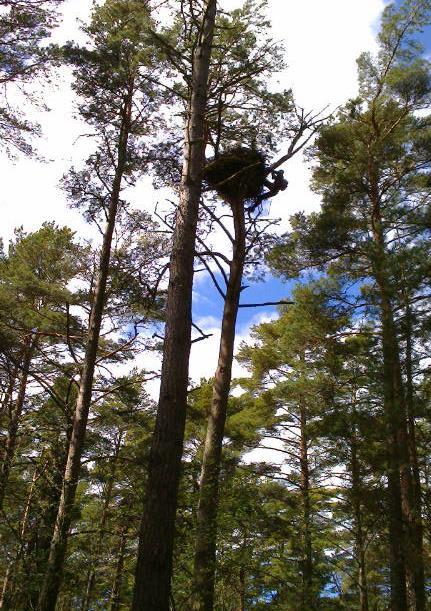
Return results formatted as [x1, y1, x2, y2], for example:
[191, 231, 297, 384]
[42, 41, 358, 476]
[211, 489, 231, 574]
[0, 1, 430, 610]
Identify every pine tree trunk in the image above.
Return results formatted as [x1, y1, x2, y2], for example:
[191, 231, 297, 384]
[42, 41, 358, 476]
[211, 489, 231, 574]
[132, 3, 217, 609]
[81, 431, 123, 611]
[403, 297, 425, 611]
[37, 99, 131, 611]
[57, 594, 72, 611]
[0, 366, 17, 417]
[0, 450, 43, 608]
[350, 422, 369, 611]
[376, 259, 409, 611]
[0, 565, 12, 611]
[192, 198, 246, 611]
[30, 432, 72, 609]
[109, 527, 127, 611]
[238, 566, 246, 611]
[0, 333, 35, 510]
[394, 350, 417, 611]
[299, 395, 314, 610]
[368, 161, 409, 611]
[375, 252, 420, 611]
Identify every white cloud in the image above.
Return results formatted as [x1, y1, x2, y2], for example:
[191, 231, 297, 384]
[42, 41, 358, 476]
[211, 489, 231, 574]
[263, 0, 386, 229]
[187, 307, 280, 388]
[268, 0, 385, 107]
[188, 321, 245, 384]
[239, 310, 279, 332]
[194, 314, 221, 329]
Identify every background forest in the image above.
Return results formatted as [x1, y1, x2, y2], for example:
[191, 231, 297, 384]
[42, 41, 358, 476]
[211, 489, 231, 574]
[0, 0, 430, 610]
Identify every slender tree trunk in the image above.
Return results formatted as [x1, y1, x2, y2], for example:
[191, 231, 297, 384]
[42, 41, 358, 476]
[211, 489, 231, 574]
[0, 566, 12, 611]
[299, 395, 313, 610]
[376, 258, 409, 611]
[367, 112, 425, 607]
[369, 161, 409, 611]
[0, 450, 43, 608]
[0, 333, 34, 510]
[132, 4, 217, 609]
[192, 198, 246, 611]
[57, 594, 72, 611]
[37, 99, 131, 611]
[395, 355, 417, 611]
[29, 427, 73, 609]
[350, 423, 369, 611]
[0, 366, 17, 417]
[81, 431, 123, 611]
[109, 527, 127, 611]
[238, 566, 246, 611]
[375, 252, 418, 611]
[403, 297, 425, 611]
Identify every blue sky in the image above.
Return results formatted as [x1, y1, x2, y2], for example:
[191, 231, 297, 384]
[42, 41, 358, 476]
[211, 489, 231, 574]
[193, 273, 297, 329]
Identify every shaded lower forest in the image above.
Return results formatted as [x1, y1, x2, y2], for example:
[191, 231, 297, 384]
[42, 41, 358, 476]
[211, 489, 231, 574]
[1, 0, 431, 610]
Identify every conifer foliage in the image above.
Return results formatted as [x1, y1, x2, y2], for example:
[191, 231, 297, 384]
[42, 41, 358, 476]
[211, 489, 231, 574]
[0, 1, 430, 610]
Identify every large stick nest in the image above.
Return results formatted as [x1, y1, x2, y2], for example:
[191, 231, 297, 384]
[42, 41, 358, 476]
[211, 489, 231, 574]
[203, 147, 267, 202]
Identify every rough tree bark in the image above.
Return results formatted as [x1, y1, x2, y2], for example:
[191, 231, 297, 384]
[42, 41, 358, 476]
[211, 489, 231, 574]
[81, 431, 124, 611]
[367, 83, 426, 605]
[37, 96, 132, 611]
[0, 366, 17, 418]
[369, 167, 412, 611]
[378, 292, 410, 611]
[192, 197, 246, 611]
[238, 566, 246, 611]
[109, 526, 127, 611]
[350, 414, 369, 611]
[131, 2, 217, 609]
[372, 220, 426, 609]
[403, 295, 425, 611]
[298, 390, 314, 610]
[0, 332, 35, 511]
[28, 417, 74, 609]
[0, 450, 42, 608]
